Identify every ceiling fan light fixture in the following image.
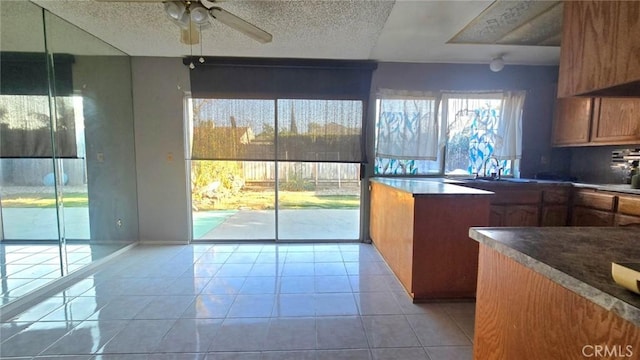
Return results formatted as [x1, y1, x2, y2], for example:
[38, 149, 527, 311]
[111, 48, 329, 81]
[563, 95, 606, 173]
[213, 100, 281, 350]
[164, 2, 185, 21]
[489, 56, 505, 72]
[165, 1, 191, 28]
[190, 4, 210, 25]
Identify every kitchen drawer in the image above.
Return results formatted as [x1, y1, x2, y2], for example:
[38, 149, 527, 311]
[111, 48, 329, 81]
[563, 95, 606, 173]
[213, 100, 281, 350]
[542, 188, 570, 204]
[572, 190, 616, 211]
[615, 214, 640, 227]
[617, 196, 640, 217]
[571, 207, 615, 226]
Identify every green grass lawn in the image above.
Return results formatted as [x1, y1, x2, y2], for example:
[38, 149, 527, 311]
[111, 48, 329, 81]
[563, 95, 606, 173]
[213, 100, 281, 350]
[2, 191, 358, 211]
[196, 191, 360, 211]
[2, 193, 88, 208]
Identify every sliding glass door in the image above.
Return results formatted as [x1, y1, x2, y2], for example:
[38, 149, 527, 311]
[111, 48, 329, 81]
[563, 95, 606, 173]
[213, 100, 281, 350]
[189, 98, 362, 241]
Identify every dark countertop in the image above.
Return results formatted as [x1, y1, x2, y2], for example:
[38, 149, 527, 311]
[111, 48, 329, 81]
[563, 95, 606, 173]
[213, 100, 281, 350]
[572, 182, 640, 195]
[370, 177, 494, 196]
[469, 227, 640, 327]
[372, 176, 640, 195]
[452, 177, 640, 195]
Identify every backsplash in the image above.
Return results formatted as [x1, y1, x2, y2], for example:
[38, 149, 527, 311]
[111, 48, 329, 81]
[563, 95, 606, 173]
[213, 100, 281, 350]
[568, 146, 632, 184]
[612, 148, 640, 184]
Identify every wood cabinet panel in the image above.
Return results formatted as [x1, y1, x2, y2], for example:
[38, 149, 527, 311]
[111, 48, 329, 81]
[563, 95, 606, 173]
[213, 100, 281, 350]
[542, 188, 570, 204]
[369, 183, 414, 292]
[572, 190, 616, 211]
[618, 196, 640, 216]
[558, 1, 640, 97]
[489, 205, 504, 227]
[551, 98, 592, 146]
[504, 205, 540, 227]
[615, 214, 640, 227]
[412, 196, 490, 299]
[369, 182, 491, 300]
[491, 189, 541, 205]
[591, 98, 640, 144]
[571, 207, 615, 226]
[474, 245, 640, 360]
[541, 205, 569, 226]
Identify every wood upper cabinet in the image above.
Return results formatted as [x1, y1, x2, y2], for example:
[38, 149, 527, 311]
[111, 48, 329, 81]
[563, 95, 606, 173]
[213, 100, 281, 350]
[558, 1, 640, 97]
[590, 98, 640, 144]
[551, 98, 593, 146]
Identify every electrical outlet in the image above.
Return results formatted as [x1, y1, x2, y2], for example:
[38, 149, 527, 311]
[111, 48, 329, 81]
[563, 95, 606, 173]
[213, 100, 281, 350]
[97, 152, 104, 162]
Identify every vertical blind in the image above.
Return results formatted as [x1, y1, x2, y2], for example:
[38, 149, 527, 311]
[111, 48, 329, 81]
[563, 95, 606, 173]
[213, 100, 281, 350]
[188, 57, 376, 162]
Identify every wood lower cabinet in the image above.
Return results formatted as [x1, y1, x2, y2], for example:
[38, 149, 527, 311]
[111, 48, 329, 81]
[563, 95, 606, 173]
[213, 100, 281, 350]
[481, 188, 541, 227]
[541, 205, 569, 226]
[466, 182, 640, 228]
[541, 188, 570, 226]
[504, 205, 540, 227]
[615, 214, 640, 227]
[591, 98, 640, 144]
[572, 207, 615, 226]
[490, 204, 540, 227]
[617, 195, 640, 216]
[474, 244, 640, 360]
[615, 195, 640, 226]
[369, 181, 491, 300]
[572, 189, 616, 211]
[551, 97, 593, 146]
[571, 188, 616, 226]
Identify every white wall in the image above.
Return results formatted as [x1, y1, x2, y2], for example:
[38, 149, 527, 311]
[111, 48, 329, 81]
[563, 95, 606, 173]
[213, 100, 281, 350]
[132, 57, 191, 243]
[77, 55, 139, 242]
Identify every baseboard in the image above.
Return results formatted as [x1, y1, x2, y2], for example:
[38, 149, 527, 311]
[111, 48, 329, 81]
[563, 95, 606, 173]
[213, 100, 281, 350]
[139, 240, 190, 245]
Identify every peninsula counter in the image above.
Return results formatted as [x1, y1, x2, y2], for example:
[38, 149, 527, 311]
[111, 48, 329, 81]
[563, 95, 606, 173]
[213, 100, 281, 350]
[369, 178, 493, 300]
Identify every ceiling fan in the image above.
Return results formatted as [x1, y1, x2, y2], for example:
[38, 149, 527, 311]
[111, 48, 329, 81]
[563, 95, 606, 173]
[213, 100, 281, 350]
[96, 0, 273, 45]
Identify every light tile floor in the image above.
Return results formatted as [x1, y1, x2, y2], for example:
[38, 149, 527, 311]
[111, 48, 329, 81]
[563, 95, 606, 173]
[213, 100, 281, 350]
[1, 243, 129, 304]
[0, 243, 475, 359]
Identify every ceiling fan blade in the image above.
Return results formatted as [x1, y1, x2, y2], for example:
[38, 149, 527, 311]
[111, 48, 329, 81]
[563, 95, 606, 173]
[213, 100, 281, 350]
[181, 22, 201, 45]
[209, 7, 272, 44]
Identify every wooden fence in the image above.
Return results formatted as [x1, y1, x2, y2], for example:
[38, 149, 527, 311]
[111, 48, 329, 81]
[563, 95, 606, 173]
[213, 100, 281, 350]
[242, 162, 360, 188]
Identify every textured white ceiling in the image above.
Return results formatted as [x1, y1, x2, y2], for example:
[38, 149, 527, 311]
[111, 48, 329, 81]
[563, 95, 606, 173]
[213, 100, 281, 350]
[26, 0, 560, 65]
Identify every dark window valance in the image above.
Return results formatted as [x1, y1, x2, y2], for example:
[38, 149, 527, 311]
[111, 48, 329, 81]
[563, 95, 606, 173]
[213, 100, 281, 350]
[187, 57, 375, 163]
[186, 57, 376, 100]
[1, 52, 75, 96]
[1, 52, 77, 158]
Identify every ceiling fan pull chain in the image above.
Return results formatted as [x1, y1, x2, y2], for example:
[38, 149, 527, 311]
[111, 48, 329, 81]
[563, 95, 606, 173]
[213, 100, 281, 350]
[188, 13, 195, 70]
[199, 24, 205, 64]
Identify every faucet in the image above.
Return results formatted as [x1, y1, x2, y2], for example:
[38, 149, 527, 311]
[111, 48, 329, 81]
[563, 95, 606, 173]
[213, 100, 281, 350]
[478, 155, 502, 179]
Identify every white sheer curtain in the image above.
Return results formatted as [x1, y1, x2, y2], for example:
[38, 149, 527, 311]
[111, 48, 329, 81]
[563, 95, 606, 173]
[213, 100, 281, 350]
[494, 91, 526, 160]
[441, 92, 503, 174]
[376, 89, 440, 160]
